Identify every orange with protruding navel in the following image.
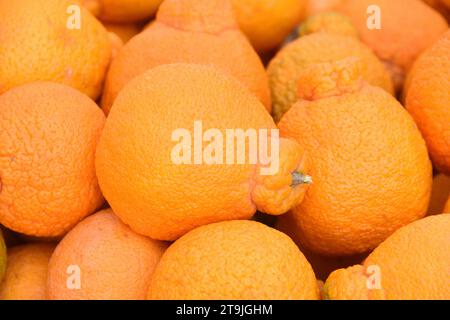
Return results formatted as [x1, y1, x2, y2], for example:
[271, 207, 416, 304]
[101, 0, 271, 114]
[267, 32, 394, 122]
[278, 58, 432, 256]
[96, 64, 311, 241]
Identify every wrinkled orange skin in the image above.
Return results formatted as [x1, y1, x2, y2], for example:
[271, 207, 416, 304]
[325, 214, 450, 300]
[405, 31, 450, 175]
[96, 64, 310, 241]
[0, 0, 112, 100]
[267, 33, 394, 122]
[0, 243, 55, 300]
[148, 220, 320, 300]
[47, 210, 168, 300]
[0, 82, 105, 237]
[278, 58, 432, 256]
[101, 0, 271, 114]
[337, 0, 448, 91]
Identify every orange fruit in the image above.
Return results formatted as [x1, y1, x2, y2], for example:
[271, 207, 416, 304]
[82, 0, 163, 22]
[305, 0, 343, 17]
[0, 0, 112, 100]
[96, 64, 311, 241]
[298, 12, 358, 38]
[103, 22, 143, 44]
[276, 214, 367, 281]
[324, 214, 450, 299]
[278, 58, 432, 256]
[0, 230, 5, 282]
[0, 82, 105, 237]
[47, 209, 168, 300]
[148, 220, 320, 300]
[268, 33, 394, 122]
[230, 0, 307, 53]
[0, 243, 55, 300]
[101, 0, 271, 114]
[337, 0, 448, 91]
[428, 174, 450, 215]
[405, 31, 450, 175]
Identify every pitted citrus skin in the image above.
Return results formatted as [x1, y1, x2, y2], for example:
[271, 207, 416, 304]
[101, 0, 271, 114]
[267, 33, 394, 122]
[0, 0, 112, 100]
[47, 210, 168, 300]
[0, 82, 105, 237]
[325, 214, 450, 300]
[96, 64, 310, 241]
[148, 220, 320, 300]
[278, 58, 432, 256]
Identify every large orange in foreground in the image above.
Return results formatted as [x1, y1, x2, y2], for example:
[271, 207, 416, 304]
[148, 220, 320, 300]
[96, 64, 311, 241]
[0, 82, 105, 237]
[278, 58, 432, 256]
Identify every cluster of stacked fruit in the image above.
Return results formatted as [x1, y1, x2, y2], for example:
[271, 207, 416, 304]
[0, 0, 449, 300]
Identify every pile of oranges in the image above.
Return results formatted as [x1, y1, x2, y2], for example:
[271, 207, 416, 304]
[0, 0, 449, 300]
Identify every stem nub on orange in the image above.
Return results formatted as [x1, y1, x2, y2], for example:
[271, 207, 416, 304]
[278, 58, 432, 256]
[96, 64, 311, 241]
[101, 0, 271, 114]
